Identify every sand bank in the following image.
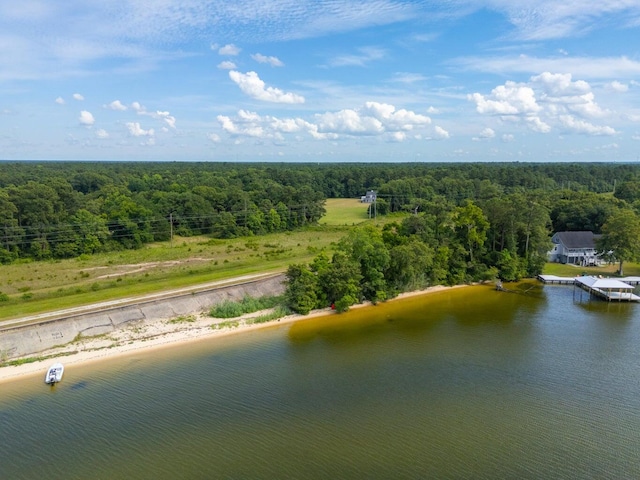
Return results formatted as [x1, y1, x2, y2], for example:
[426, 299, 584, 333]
[0, 284, 465, 385]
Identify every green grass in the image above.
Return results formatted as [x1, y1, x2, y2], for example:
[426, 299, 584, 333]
[542, 261, 640, 277]
[210, 295, 283, 318]
[0, 225, 348, 322]
[320, 198, 370, 225]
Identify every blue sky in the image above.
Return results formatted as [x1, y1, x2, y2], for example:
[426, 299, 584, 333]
[1, 1, 640, 162]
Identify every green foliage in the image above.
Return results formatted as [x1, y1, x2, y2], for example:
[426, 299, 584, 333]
[209, 295, 283, 318]
[598, 209, 640, 276]
[284, 264, 318, 315]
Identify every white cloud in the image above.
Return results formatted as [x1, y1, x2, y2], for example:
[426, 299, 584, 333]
[316, 109, 385, 135]
[126, 122, 154, 137]
[73, 93, 84, 101]
[469, 72, 615, 136]
[217, 61, 237, 70]
[95, 128, 109, 138]
[558, 115, 616, 136]
[78, 110, 94, 126]
[531, 72, 590, 96]
[480, 127, 495, 138]
[608, 81, 629, 93]
[105, 100, 127, 111]
[216, 102, 433, 141]
[229, 70, 305, 104]
[207, 133, 220, 142]
[218, 44, 241, 56]
[129, 102, 176, 128]
[251, 53, 284, 67]
[155, 110, 176, 129]
[55, 96, 65, 105]
[432, 125, 450, 139]
[469, 82, 541, 115]
[502, 134, 515, 143]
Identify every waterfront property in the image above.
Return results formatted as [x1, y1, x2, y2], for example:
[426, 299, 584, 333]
[548, 231, 603, 266]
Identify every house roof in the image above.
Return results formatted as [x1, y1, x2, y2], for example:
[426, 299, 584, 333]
[553, 231, 602, 249]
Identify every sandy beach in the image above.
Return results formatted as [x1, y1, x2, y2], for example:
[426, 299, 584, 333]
[0, 285, 462, 385]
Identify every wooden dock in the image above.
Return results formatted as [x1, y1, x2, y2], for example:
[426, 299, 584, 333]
[537, 275, 640, 302]
[537, 275, 575, 284]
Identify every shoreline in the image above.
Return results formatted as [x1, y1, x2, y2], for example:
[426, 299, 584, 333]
[0, 284, 466, 385]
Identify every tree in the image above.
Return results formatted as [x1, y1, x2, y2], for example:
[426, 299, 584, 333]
[453, 200, 489, 263]
[338, 225, 390, 302]
[598, 209, 640, 276]
[284, 264, 318, 315]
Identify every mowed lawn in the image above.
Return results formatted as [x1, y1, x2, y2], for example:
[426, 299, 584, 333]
[321, 198, 370, 225]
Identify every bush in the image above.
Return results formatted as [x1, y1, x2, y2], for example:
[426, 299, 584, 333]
[209, 295, 284, 318]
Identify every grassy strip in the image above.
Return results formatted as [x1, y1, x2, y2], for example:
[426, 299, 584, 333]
[210, 295, 284, 318]
[210, 320, 240, 330]
[0, 350, 79, 368]
[167, 315, 196, 324]
[245, 306, 290, 325]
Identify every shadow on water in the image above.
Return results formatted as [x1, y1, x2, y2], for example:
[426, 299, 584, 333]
[287, 282, 546, 346]
[69, 381, 88, 391]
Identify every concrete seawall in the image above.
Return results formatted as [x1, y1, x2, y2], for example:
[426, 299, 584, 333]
[0, 274, 285, 360]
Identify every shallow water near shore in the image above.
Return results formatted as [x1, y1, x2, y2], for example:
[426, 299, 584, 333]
[2, 282, 640, 479]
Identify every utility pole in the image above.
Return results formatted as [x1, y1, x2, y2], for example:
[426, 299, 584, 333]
[169, 213, 173, 248]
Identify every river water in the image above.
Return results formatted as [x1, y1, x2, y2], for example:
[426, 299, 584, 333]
[2, 282, 640, 479]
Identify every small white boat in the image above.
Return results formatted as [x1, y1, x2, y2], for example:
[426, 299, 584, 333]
[45, 363, 64, 384]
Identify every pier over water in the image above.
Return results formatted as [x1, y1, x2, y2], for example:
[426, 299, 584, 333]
[538, 275, 640, 302]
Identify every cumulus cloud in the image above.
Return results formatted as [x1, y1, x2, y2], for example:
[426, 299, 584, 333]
[207, 133, 220, 142]
[78, 110, 94, 126]
[219, 44, 241, 56]
[558, 115, 616, 136]
[251, 53, 284, 67]
[469, 72, 616, 136]
[216, 102, 433, 141]
[229, 70, 305, 103]
[218, 61, 237, 70]
[55, 96, 65, 105]
[126, 122, 154, 137]
[105, 100, 127, 111]
[95, 128, 109, 138]
[502, 134, 515, 143]
[469, 82, 541, 115]
[129, 102, 176, 129]
[73, 93, 84, 101]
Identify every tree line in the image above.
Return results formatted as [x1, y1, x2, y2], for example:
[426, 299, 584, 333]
[2, 161, 640, 267]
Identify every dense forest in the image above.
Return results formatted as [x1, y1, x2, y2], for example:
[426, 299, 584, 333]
[2, 162, 640, 298]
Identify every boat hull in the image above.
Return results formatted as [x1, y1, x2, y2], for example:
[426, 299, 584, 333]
[45, 363, 64, 384]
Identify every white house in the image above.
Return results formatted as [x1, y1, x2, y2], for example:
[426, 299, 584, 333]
[548, 231, 603, 266]
[360, 190, 377, 203]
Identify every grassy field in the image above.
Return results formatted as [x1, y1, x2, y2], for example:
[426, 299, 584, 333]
[0, 198, 401, 322]
[320, 198, 370, 225]
[541, 261, 640, 277]
[0, 226, 345, 321]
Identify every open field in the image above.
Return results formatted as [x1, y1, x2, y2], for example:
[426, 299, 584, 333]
[0, 226, 344, 321]
[320, 198, 370, 225]
[541, 262, 640, 277]
[0, 198, 401, 322]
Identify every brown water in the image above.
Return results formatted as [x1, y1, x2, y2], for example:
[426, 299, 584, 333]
[1, 283, 639, 479]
